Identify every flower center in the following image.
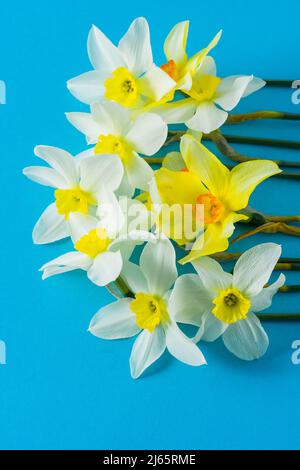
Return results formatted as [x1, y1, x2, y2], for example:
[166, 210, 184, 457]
[187, 74, 221, 103]
[104, 67, 138, 107]
[212, 287, 251, 324]
[196, 193, 224, 224]
[74, 228, 112, 258]
[94, 134, 132, 163]
[130, 293, 169, 332]
[160, 59, 179, 81]
[54, 187, 95, 219]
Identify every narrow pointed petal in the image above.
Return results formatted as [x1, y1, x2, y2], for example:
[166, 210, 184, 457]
[87, 24, 125, 72]
[222, 313, 269, 360]
[164, 21, 189, 69]
[130, 326, 166, 379]
[165, 321, 206, 366]
[89, 298, 140, 339]
[118, 17, 153, 76]
[140, 237, 177, 296]
[33, 203, 70, 244]
[233, 243, 282, 297]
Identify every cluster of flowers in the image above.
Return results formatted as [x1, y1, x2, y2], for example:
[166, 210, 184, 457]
[24, 18, 284, 378]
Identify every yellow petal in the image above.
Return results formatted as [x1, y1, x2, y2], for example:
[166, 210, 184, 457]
[154, 167, 205, 206]
[179, 211, 247, 264]
[164, 21, 189, 70]
[227, 160, 281, 211]
[180, 134, 230, 198]
[183, 30, 222, 75]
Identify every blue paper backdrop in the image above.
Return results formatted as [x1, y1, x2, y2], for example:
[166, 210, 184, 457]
[0, 0, 300, 450]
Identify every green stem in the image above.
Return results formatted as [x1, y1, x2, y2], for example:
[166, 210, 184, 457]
[226, 110, 300, 124]
[106, 277, 134, 299]
[264, 79, 294, 88]
[257, 313, 300, 321]
[209, 130, 300, 179]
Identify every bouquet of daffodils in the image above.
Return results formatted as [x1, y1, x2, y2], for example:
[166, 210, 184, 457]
[24, 17, 300, 378]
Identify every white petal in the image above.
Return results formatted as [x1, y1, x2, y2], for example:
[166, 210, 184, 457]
[130, 326, 166, 379]
[251, 273, 286, 312]
[32, 203, 70, 244]
[243, 76, 266, 97]
[87, 24, 125, 72]
[198, 56, 216, 76]
[79, 154, 123, 193]
[89, 298, 140, 339]
[192, 257, 232, 298]
[233, 243, 282, 297]
[65, 112, 102, 144]
[222, 312, 269, 360]
[138, 64, 175, 101]
[165, 321, 206, 366]
[194, 311, 227, 342]
[125, 152, 154, 191]
[126, 113, 167, 155]
[214, 75, 253, 111]
[34, 145, 78, 187]
[117, 172, 135, 197]
[67, 70, 107, 105]
[23, 166, 68, 189]
[118, 17, 153, 76]
[140, 237, 177, 296]
[168, 274, 211, 326]
[87, 250, 123, 286]
[162, 152, 185, 171]
[164, 20, 189, 69]
[186, 101, 228, 133]
[121, 261, 148, 294]
[91, 101, 131, 136]
[40, 251, 91, 280]
[154, 98, 197, 124]
[68, 213, 98, 244]
[97, 188, 124, 238]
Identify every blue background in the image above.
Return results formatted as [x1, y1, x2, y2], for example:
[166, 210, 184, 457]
[0, 0, 300, 450]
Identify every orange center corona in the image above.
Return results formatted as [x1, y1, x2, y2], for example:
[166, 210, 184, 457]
[196, 193, 224, 224]
[160, 59, 179, 81]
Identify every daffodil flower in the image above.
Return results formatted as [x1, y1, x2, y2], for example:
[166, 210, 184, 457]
[23, 146, 123, 244]
[160, 21, 222, 95]
[152, 134, 281, 262]
[89, 237, 206, 378]
[40, 197, 152, 286]
[173, 243, 285, 360]
[156, 24, 265, 133]
[66, 101, 167, 194]
[67, 17, 175, 110]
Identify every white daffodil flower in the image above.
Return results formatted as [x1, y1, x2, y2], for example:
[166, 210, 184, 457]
[40, 197, 152, 287]
[160, 21, 222, 95]
[67, 17, 175, 109]
[173, 243, 285, 361]
[155, 25, 265, 133]
[66, 101, 167, 194]
[89, 237, 206, 378]
[23, 146, 123, 244]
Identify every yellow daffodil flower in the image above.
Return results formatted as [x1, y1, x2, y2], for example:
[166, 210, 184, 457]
[151, 134, 281, 262]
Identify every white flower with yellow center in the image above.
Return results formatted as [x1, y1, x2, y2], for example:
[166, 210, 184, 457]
[155, 23, 265, 133]
[40, 197, 152, 287]
[67, 17, 175, 109]
[66, 101, 167, 194]
[89, 237, 206, 378]
[23, 146, 123, 244]
[160, 21, 222, 95]
[173, 243, 285, 360]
